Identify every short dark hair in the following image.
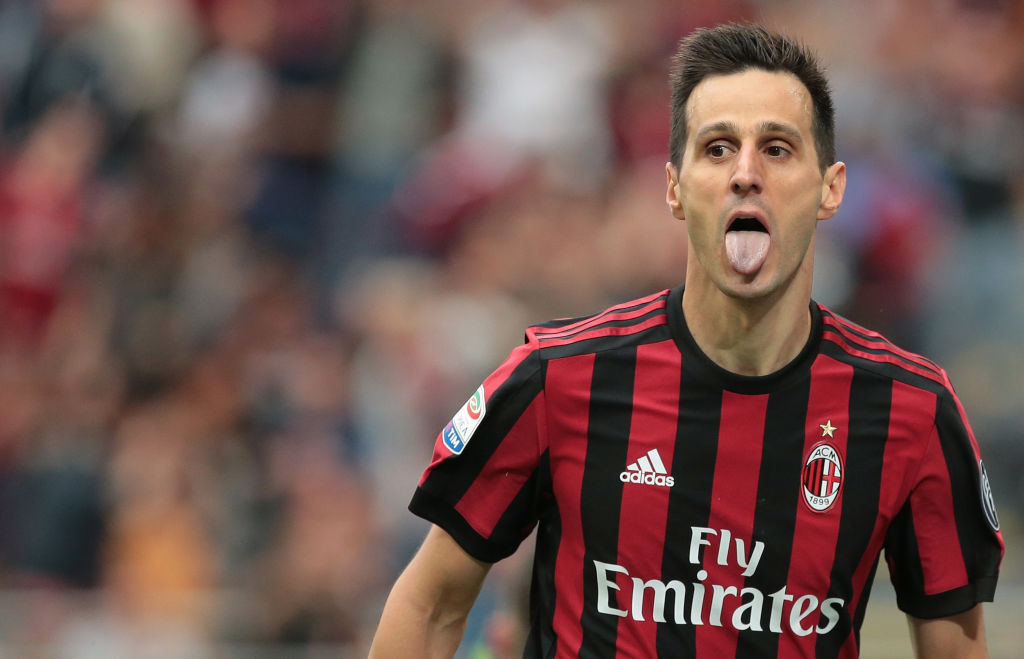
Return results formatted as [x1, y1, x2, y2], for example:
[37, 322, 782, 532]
[669, 23, 835, 172]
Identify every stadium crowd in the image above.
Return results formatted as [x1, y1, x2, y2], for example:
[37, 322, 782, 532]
[0, 0, 1021, 656]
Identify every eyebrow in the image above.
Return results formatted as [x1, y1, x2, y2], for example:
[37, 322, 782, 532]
[693, 120, 805, 145]
[759, 121, 804, 144]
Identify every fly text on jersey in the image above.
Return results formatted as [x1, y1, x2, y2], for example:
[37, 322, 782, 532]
[593, 526, 844, 635]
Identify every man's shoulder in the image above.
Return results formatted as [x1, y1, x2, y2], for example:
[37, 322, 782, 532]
[524, 289, 674, 359]
[815, 302, 953, 394]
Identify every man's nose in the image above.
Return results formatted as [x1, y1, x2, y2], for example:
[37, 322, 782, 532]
[730, 146, 763, 195]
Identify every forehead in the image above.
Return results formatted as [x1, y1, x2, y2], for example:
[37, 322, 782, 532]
[686, 69, 813, 138]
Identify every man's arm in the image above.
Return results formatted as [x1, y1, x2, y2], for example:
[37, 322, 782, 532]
[907, 604, 988, 659]
[370, 525, 492, 658]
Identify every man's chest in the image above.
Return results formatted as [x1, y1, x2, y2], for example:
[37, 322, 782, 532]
[540, 364, 927, 597]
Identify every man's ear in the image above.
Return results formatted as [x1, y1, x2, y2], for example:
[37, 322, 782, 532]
[817, 161, 847, 221]
[666, 162, 685, 221]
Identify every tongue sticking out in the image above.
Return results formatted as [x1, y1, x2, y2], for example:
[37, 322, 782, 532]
[725, 231, 770, 275]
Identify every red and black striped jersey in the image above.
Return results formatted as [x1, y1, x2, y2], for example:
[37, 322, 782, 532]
[410, 285, 1004, 658]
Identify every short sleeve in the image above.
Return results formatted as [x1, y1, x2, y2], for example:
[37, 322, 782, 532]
[883, 387, 1004, 619]
[410, 337, 547, 563]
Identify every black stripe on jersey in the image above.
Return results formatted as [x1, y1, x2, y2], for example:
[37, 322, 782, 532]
[820, 340, 944, 395]
[579, 348, 637, 658]
[815, 370, 891, 658]
[532, 292, 670, 334]
[491, 449, 551, 554]
[821, 328, 943, 381]
[888, 506, 999, 617]
[656, 375, 723, 657]
[851, 553, 881, 640]
[885, 503, 924, 612]
[539, 323, 673, 361]
[819, 310, 942, 374]
[941, 389, 999, 547]
[735, 377, 812, 657]
[936, 392, 979, 564]
[524, 451, 558, 659]
[415, 352, 544, 558]
[923, 392, 1001, 616]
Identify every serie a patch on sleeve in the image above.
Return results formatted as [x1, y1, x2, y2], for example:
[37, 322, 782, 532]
[442, 385, 486, 455]
[979, 459, 1000, 532]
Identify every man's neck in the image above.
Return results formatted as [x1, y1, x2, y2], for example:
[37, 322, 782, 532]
[681, 278, 812, 377]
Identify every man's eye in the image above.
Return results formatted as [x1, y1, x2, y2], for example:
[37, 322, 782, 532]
[766, 145, 789, 157]
[707, 144, 728, 158]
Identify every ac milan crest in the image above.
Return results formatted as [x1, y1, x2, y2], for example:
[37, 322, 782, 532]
[802, 442, 843, 513]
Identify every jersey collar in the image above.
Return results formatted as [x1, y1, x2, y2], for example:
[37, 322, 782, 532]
[666, 285, 822, 395]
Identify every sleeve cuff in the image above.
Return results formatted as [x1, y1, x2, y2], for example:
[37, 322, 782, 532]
[896, 575, 999, 619]
[409, 487, 517, 563]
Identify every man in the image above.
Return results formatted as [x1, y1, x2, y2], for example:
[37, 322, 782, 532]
[370, 23, 1004, 658]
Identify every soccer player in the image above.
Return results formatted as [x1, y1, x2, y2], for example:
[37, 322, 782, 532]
[369, 23, 1004, 658]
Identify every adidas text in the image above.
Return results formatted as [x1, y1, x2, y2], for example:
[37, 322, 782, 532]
[620, 471, 675, 487]
[621, 448, 673, 487]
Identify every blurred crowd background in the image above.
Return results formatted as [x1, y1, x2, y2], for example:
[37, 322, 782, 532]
[0, 0, 1021, 656]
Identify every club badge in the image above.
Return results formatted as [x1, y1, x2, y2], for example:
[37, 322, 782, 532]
[802, 440, 843, 513]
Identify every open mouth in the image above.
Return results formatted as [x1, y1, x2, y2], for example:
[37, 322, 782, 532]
[727, 216, 769, 233]
[725, 214, 770, 275]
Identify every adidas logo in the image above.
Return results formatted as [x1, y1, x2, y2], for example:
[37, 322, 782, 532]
[619, 448, 674, 487]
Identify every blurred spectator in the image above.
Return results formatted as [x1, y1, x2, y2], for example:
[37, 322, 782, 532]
[874, 0, 1024, 224]
[456, 0, 615, 187]
[0, 99, 103, 344]
[175, 0, 274, 158]
[320, 0, 450, 291]
[2, 0, 116, 141]
[242, 0, 357, 261]
[391, 0, 618, 256]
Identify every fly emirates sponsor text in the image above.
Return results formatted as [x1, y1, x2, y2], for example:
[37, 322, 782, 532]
[593, 526, 844, 635]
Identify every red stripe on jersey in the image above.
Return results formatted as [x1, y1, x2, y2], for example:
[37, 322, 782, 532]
[876, 381, 936, 512]
[455, 395, 544, 538]
[821, 329, 944, 386]
[420, 341, 536, 482]
[546, 353, 595, 656]
[822, 314, 942, 381]
[615, 341, 681, 653]
[843, 381, 936, 647]
[821, 312, 942, 375]
[536, 301, 665, 343]
[910, 423, 970, 594]
[779, 355, 852, 659]
[696, 391, 768, 659]
[537, 315, 668, 349]
[533, 290, 668, 338]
